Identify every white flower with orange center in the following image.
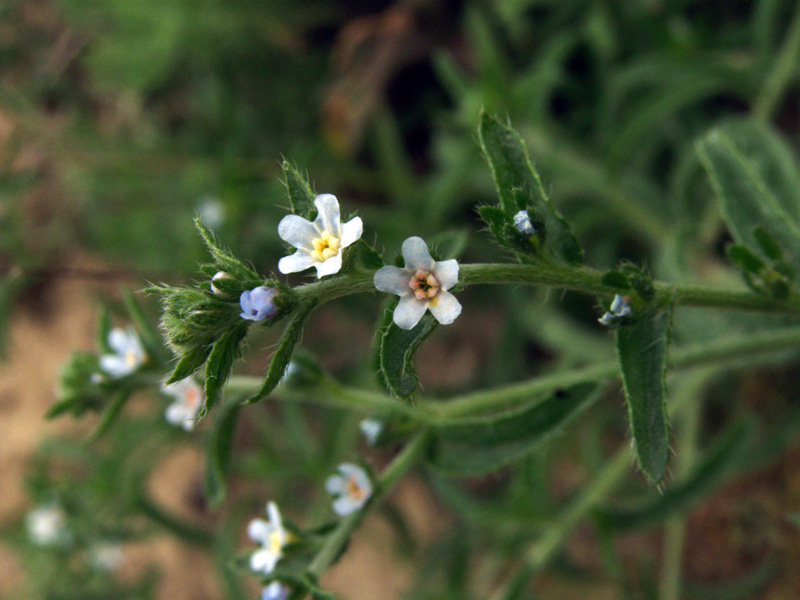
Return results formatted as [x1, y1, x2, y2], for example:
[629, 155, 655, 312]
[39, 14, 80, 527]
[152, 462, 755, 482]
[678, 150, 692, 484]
[161, 377, 204, 431]
[325, 463, 373, 516]
[373, 236, 462, 330]
[277, 194, 363, 278]
[248, 502, 289, 575]
[99, 328, 147, 379]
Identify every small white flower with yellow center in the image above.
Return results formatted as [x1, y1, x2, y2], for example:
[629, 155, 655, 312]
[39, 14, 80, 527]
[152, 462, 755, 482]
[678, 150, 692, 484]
[277, 194, 363, 278]
[26, 504, 72, 547]
[161, 377, 205, 431]
[325, 463, 373, 516]
[99, 328, 147, 379]
[373, 236, 462, 330]
[248, 502, 289, 575]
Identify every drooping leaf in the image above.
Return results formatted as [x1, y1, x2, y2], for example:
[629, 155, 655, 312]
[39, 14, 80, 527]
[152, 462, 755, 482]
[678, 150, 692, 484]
[477, 111, 583, 265]
[203, 321, 250, 415]
[245, 300, 318, 404]
[594, 422, 749, 531]
[697, 127, 800, 273]
[282, 160, 316, 217]
[616, 306, 672, 483]
[204, 397, 242, 509]
[428, 383, 601, 475]
[378, 310, 438, 400]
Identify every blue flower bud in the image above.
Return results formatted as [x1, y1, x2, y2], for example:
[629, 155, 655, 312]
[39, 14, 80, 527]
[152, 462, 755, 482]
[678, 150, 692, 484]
[240, 286, 278, 321]
[513, 210, 535, 235]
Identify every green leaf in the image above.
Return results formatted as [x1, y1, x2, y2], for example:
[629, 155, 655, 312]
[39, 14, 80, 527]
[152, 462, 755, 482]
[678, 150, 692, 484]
[428, 383, 601, 475]
[600, 271, 632, 291]
[204, 397, 242, 509]
[594, 422, 749, 531]
[726, 244, 766, 274]
[616, 306, 672, 483]
[282, 160, 316, 216]
[194, 218, 260, 281]
[378, 311, 438, 400]
[167, 347, 214, 384]
[477, 111, 583, 265]
[86, 390, 133, 443]
[96, 303, 113, 354]
[203, 321, 250, 415]
[339, 239, 384, 274]
[697, 127, 800, 272]
[752, 225, 784, 261]
[245, 300, 318, 404]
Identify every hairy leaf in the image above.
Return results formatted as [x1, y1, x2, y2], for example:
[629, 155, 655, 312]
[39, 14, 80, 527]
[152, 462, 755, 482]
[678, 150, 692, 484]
[428, 383, 601, 475]
[379, 311, 438, 400]
[204, 321, 250, 415]
[616, 306, 672, 483]
[282, 160, 316, 217]
[478, 111, 583, 265]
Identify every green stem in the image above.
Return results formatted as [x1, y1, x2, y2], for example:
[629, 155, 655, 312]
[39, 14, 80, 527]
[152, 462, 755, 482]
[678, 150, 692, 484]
[136, 492, 213, 548]
[306, 430, 431, 580]
[754, 1, 800, 121]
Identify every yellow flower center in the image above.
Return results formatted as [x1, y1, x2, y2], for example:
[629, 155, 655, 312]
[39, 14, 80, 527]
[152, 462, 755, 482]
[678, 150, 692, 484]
[409, 270, 440, 301]
[310, 231, 340, 262]
[268, 530, 283, 554]
[125, 350, 140, 367]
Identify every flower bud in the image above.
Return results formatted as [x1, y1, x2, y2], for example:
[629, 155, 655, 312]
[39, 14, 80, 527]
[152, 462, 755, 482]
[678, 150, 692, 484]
[240, 286, 279, 321]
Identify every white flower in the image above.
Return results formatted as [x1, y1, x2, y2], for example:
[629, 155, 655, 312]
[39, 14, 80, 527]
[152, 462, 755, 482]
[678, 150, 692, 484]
[261, 582, 290, 600]
[99, 328, 147, 378]
[513, 210, 535, 235]
[325, 463, 373, 517]
[88, 541, 124, 572]
[277, 194, 363, 278]
[161, 377, 205, 431]
[373, 236, 462, 330]
[359, 419, 383, 446]
[248, 502, 288, 575]
[26, 504, 71, 547]
[598, 294, 632, 325]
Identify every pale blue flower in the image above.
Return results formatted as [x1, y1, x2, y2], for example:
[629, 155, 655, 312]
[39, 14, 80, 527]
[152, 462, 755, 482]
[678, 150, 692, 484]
[374, 237, 461, 330]
[277, 194, 363, 278]
[261, 582, 290, 600]
[240, 287, 278, 321]
[598, 295, 632, 325]
[513, 210, 535, 235]
[325, 463, 372, 516]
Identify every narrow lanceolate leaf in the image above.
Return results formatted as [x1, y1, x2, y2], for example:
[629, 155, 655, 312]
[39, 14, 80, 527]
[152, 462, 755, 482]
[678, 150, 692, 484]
[195, 218, 260, 281]
[282, 160, 316, 217]
[477, 111, 583, 265]
[203, 321, 250, 415]
[594, 422, 749, 531]
[697, 128, 800, 273]
[379, 311, 438, 400]
[428, 383, 601, 475]
[204, 397, 242, 509]
[245, 300, 317, 404]
[616, 306, 672, 483]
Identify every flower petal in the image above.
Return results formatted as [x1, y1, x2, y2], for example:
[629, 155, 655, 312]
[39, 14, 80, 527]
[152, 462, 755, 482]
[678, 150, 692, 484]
[107, 328, 131, 354]
[374, 266, 411, 295]
[393, 296, 428, 330]
[278, 250, 317, 275]
[428, 290, 462, 325]
[99, 355, 131, 378]
[313, 194, 341, 236]
[339, 216, 363, 248]
[325, 474, 346, 495]
[250, 548, 277, 574]
[401, 236, 434, 271]
[247, 519, 271, 544]
[266, 502, 281, 528]
[314, 252, 343, 278]
[332, 496, 357, 517]
[278, 215, 317, 250]
[164, 402, 187, 427]
[432, 259, 459, 290]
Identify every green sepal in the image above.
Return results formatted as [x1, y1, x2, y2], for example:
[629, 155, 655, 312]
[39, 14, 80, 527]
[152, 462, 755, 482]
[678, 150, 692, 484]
[620, 263, 655, 303]
[245, 300, 318, 404]
[378, 309, 438, 400]
[616, 305, 672, 483]
[427, 383, 600, 475]
[194, 218, 260, 281]
[204, 396, 242, 509]
[726, 244, 766, 274]
[477, 111, 583, 265]
[282, 160, 316, 217]
[594, 421, 749, 531]
[478, 205, 509, 243]
[167, 347, 214, 384]
[203, 320, 250, 415]
[601, 270, 632, 291]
